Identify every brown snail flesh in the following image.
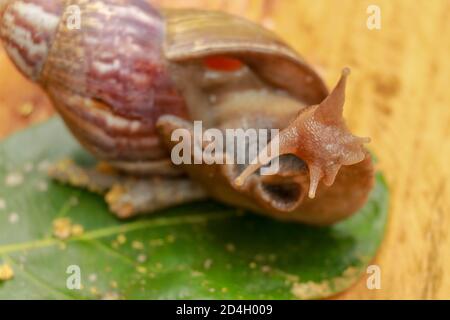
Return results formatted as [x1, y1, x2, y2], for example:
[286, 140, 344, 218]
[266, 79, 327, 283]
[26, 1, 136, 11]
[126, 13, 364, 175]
[0, 0, 374, 225]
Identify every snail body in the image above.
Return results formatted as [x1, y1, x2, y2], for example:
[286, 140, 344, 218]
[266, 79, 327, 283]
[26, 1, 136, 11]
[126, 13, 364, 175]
[0, 0, 374, 225]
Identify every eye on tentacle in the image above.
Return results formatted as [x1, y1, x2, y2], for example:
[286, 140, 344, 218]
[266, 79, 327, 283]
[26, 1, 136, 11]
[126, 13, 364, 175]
[235, 68, 371, 199]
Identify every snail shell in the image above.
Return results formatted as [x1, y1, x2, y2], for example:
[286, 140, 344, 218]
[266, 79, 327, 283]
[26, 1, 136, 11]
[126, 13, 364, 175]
[0, 0, 374, 225]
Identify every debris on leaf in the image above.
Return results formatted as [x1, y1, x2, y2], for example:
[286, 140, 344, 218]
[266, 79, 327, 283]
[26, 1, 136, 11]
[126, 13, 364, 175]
[36, 181, 48, 192]
[89, 287, 99, 296]
[116, 234, 127, 245]
[191, 270, 203, 278]
[52, 218, 84, 239]
[53, 218, 72, 239]
[0, 263, 14, 281]
[137, 254, 147, 263]
[71, 224, 84, 237]
[88, 274, 97, 282]
[8, 212, 19, 224]
[225, 243, 236, 252]
[5, 172, 24, 187]
[261, 265, 272, 273]
[132, 241, 144, 250]
[0, 198, 6, 210]
[203, 259, 213, 270]
[136, 266, 147, 274]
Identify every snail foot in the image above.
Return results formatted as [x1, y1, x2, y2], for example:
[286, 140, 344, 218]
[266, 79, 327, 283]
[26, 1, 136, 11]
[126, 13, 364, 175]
[48, 158, 207, 218]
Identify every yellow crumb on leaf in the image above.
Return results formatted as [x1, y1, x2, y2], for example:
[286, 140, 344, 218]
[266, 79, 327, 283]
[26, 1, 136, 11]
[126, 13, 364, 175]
[52, 218, 73, 240]
[5, 172, 24, 187]
[89, 286, 99, 296]
[225, 243, 236, 252]
[137, 254, 147, 263]
[0, 263, 14, 281]
[116, 234, 127, 245]
[71, 224, 84, 237]
[52, 218, 85, 239]
[136, 266, 147, 274]
[203, 259, 213, 270]
[261, 265, 272, 273]
[0, 198, 6, 210]
[132, 241, 144, 250]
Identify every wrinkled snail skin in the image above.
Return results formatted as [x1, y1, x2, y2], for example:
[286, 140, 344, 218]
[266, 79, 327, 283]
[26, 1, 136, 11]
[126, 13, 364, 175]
[0, 0, 374, 225]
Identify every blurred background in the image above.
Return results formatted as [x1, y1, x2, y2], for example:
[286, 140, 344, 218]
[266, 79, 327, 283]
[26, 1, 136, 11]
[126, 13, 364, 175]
[0, 0, 449, 299]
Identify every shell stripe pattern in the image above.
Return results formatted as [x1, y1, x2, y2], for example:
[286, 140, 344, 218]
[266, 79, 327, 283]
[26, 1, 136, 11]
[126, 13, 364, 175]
[0, 0, 63, 80]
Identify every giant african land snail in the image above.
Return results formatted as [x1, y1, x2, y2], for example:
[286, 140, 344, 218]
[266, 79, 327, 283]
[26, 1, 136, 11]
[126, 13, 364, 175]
[0, 0, 374, 225]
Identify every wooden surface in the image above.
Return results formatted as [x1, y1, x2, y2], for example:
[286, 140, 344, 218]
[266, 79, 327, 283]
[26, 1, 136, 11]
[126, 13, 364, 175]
[0, 0, 449, 299]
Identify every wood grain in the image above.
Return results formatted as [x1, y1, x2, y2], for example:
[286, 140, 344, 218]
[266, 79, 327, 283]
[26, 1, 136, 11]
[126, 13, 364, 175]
[0, 0, 449, 299]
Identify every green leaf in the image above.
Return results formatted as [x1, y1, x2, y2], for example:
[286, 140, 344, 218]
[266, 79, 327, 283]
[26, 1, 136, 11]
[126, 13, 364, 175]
[0, 118, 388, 300]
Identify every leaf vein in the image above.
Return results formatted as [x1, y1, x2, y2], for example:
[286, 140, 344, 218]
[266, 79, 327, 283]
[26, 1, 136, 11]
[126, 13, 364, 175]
[0, 212, 238, 255]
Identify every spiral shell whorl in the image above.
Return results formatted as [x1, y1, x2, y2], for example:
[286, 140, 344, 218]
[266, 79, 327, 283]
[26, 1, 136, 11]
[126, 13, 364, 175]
[38, 0, 188, 165]
[0, 0, 63, 80]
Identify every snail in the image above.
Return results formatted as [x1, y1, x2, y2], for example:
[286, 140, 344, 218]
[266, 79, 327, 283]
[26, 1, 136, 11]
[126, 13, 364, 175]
[0, 0, 374, 225]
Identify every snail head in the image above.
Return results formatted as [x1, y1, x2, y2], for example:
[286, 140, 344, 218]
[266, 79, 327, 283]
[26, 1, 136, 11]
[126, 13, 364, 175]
[235, 68, 370, 199]
[157, 65, 371, 217]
